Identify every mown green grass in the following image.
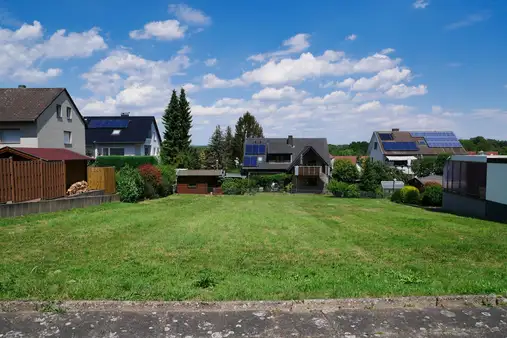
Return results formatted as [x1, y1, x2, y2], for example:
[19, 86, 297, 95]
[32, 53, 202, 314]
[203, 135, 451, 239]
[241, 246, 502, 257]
[1, 194, 506, 301]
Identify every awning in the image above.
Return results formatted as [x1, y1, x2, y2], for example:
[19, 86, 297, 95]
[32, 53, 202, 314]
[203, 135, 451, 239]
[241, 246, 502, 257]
[386, 156, 417, 161]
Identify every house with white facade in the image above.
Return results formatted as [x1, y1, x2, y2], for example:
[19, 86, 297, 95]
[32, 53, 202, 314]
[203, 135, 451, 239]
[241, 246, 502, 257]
[85, 113, 161, 157]
[367, 129, 468, 174]
[0, 87, 86, 154]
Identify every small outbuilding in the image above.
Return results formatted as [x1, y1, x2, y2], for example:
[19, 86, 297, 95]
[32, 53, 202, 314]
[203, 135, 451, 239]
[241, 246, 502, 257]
[0, 146, 92, 188]
[176, 169, 224, 194]
[407, 175, 443, 191]
[443, 155, 507, 223]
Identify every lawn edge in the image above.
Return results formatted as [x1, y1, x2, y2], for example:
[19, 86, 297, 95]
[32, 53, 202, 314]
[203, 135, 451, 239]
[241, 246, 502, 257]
[1, 295, 506, 313]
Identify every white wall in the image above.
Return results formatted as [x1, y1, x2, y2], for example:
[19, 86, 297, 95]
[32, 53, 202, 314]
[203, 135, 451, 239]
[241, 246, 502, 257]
[37, 91, 86, 154]
[367, 133, 384, 162]
[95, 143, 141, 156]
[0, 122, 38, 147]
[486, 163, 507, 205]
[144, 121, 161, 156]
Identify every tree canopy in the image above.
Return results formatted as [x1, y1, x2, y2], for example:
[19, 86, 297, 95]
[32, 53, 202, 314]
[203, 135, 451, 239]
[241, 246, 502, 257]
[232, 112, 264, 161]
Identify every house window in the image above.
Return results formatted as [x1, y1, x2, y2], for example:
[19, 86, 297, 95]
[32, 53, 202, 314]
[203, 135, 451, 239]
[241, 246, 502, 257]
[305, 178, 318, 186]
[109, 148, 125, 156]
[100, 148, 110, 156]
[111, 129, 121, 135]
[66, 107, 72, 119]
[63, 131, 72, 145]
[56, 105, 62, 119]
[144, 146, 151, 155]
[0, 129, 21, 144]
[374, 142, 378, 150]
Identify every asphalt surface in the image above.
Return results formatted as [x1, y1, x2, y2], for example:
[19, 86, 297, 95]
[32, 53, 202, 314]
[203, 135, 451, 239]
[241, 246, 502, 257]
[1, 306, 507, 337]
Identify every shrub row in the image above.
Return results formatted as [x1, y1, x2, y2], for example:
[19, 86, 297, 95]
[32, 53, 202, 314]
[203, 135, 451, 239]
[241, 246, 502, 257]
[94, 156, 158, 170]
[116, 164, 175, 202]
[391, 183, 443, 206]
[326, 179, 361, 198]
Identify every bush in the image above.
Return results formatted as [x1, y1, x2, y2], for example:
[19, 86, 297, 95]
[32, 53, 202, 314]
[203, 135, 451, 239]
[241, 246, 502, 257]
[143, 181, 158, 199]
[284, 182, 293, 193]
[251, 174, 292, 190]
[221, 178, 247, 195]
[157, 177, 173, 197]
[332, 159, 359, 183]
[344, 184, 360, 198]
[391, 189, 402, 203]
[157, 165, 176, 185]
[94, 156, 158, 170]
[138, 164, 162, 186]
[327, 179, 349, 197]
[421, 185, 443, 206]
[400, 186, 420, 204]
[116, 165, 144, 203]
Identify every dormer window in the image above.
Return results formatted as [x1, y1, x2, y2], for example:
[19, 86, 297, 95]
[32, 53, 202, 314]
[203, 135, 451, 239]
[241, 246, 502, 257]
[111, 129, 121, 135]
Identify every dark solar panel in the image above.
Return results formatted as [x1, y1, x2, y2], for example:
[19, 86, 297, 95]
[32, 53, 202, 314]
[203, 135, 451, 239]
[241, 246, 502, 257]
[427, 140, 462, 148]
[243, 156, 251, 166]
[410, 131, 456, 138]
[252, 144, 259, 155]
[382, 142, 419, 151]
[251, 156, 258, 166]
[88, 119, 130, 128]
[245, 144, 254, 155]
[379, 133, 393, 141]
[258, 144, 266, 154]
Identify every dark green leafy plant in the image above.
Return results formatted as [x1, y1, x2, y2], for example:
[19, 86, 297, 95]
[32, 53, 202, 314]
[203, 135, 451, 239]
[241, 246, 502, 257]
[327, 179, 349, 197]
[391, 190, 402, 203]
[116, 165, 144, 203]
[400, 186, 420, 204]
[421, 185, 443, 206]
[344, 184, 360, 198]
[332, 159, 359, 183]
[95, 156, 158, 170]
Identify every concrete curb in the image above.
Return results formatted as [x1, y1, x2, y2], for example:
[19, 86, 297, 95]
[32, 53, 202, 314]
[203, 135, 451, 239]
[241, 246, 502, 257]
[1, 295, 506, 313]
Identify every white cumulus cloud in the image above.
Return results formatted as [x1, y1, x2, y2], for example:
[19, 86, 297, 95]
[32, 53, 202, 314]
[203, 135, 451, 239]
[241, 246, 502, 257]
[129, 20, 186, 40]
[168, 4, 211, 25]
[413, 0, 429, 9]
[385, 84, 428, 99]
[252, 86, 307, 101]
[248, 33, 311, 62]
[345, 34, 357, 41]
[204, 58, 217, 66]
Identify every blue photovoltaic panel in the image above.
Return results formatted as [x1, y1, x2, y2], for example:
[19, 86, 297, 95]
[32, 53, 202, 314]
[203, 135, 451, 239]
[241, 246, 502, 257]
[243, 156, 251, 167]
[243, 156, 258, 167]
[379, 133, 393, 141]
[410, 131, 455, 138]
[258, 144, 266, 154]
[426, 141, 462, 148]
[252, 144, 259, 155]
[251, 157, 258, 166]
[88, 120, 130, 128]
[382, 142, 419, 151]
[245, 144, 254, 155]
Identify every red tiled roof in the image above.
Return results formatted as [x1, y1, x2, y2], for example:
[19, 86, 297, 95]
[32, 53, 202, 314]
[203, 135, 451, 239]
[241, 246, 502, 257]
[11, 147, 92, 161]
[331, 156, 368, 165]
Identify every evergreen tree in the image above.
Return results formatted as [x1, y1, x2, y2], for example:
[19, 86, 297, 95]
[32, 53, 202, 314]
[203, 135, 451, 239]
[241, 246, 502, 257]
[232, 112, 264, 161]
[161, 90, 180, 164]
[178, 88, 192, 152]
[223, 126, 234, 169]
[207, 125, 225, 169]
[198, 149, 208, 169]
[359, 159, 378, 192]
[177, 147, 200, 169]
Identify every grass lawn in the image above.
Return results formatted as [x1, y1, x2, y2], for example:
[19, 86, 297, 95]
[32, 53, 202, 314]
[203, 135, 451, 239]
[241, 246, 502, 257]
[1, 194, 507, 301]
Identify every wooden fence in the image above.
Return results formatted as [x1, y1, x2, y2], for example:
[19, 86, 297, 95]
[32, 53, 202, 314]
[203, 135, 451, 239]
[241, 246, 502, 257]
[87, 167, 116, 194]
[0, 158, 65, 203]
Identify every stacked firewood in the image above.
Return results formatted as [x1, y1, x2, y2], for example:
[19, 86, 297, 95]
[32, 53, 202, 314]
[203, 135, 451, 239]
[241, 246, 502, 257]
[67, 181, 89, 195]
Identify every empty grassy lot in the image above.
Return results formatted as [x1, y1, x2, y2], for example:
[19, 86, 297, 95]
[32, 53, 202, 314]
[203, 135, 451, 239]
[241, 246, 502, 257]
[1, 194, 506, 301]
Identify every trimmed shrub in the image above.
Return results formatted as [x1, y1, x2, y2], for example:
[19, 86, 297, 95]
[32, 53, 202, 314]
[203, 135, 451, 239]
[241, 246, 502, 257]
[158, 177, 173, 197]
[95, 156, 158, 170]
[143, 181, 158, 199]
[116, 165, 144, 203]
[221, 178, 247, 195]
[391, 189, 402, 203]
[421, 185, 443, 206]
[157, 165, 176, 184]
[332, 159, 359, 183]
[344, 184, 360, 198]
[138, 164, 162, 186]
[400, 186, 420, 204]
[327, 179, 349, 197]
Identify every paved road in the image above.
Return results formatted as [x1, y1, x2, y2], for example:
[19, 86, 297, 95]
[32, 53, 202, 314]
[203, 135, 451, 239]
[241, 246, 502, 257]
[1, 306, 506, 337]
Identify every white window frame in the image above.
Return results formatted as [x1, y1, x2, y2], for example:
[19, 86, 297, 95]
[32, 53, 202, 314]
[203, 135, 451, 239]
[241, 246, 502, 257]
[64, 131, 72, 145]
[66, 107, 72, 120]
[56, 104, 62, 119]
[0, 129, 21, 144]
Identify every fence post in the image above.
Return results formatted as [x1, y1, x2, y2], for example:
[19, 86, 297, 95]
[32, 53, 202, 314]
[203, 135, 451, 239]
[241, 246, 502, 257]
[40, 159, 44, 199]
[9, 157, 15, 202]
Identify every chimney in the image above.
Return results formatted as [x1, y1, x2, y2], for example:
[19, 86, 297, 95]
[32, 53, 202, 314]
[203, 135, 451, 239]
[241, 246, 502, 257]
[121, 112, 130, 117]
[287, 135, 294, 147]
[392, 128, 400, 132]
[18, 85, 26, 88]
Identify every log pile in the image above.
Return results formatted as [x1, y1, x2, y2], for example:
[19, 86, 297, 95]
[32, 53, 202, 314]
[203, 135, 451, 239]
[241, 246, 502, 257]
[67, 181, 89, 196]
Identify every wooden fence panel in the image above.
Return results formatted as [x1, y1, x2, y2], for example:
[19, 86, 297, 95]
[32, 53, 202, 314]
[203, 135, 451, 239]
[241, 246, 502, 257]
[43, 161, 66, 199]
[13, 161, 41, 202]
[88, 167, 116, 194]
[0, 158, 13, 203]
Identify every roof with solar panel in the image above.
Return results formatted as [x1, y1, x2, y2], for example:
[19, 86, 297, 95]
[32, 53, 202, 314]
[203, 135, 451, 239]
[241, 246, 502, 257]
[242, 136, 330, 170]
[85, 114, 161, 145]
[374, 130, 468, 156]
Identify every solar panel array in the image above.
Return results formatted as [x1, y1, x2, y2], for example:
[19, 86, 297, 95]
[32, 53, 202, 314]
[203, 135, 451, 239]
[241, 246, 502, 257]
[382, 142, 419, 151]
[378, 133, 394, 141]
[88, 120, 130, 129]
[243, 156, 258, 167]
[410, 131, 456, 138]
[245, 144, 266, 155]
[408, 131, 462, 148]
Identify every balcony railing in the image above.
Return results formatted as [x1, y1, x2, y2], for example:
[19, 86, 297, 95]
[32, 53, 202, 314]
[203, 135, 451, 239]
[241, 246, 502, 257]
[295, 166, 322, 176]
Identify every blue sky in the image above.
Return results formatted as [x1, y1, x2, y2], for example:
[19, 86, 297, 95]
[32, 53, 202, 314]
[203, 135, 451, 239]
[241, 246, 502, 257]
[1, 0, 506, 145]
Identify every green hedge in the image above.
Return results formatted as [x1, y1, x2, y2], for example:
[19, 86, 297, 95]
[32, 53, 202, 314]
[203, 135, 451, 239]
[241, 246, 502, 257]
[94, 156, 158, 170]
